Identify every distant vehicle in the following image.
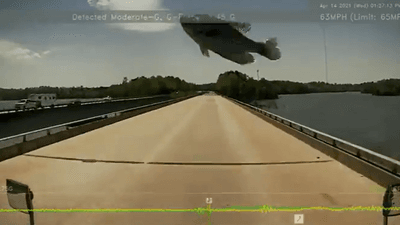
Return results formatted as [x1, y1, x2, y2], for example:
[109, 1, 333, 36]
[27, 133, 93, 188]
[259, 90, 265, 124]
[14, 99, 40, 111]
[27, 93, 57, 108]
[103, 96, 112, 102]
[68, 100, 82, 107]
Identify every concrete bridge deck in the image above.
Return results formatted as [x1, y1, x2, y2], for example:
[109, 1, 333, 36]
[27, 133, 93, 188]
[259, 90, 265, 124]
[1, 94, 398, 225]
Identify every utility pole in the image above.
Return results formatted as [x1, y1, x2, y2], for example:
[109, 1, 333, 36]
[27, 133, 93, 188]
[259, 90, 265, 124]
[322, 27, 329, 84]
[257, 69, 259, 81]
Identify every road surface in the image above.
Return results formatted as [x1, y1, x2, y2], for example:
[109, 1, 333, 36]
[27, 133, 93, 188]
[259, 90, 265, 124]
[1, 94, 398, 225]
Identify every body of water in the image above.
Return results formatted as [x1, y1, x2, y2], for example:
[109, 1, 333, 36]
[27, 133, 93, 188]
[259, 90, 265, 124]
[254, 92, 400, 161]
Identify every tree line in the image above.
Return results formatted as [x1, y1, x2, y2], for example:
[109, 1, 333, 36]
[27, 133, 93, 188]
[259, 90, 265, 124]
[0, 72, 399, 101]
[215, 70, 400, 102]
[0, 76, 200, 100]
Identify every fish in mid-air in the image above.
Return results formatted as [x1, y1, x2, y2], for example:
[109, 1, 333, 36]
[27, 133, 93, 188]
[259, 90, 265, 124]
[180, 14, 281, 65]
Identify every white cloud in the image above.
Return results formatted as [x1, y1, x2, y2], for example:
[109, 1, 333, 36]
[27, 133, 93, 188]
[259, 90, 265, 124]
[0, 40, 50, 61]
[32, 53, 41, 58]
[9, 48, 30, 56]
[87, 0, 177, 32]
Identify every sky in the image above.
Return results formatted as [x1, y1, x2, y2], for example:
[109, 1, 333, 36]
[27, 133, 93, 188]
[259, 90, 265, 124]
[0, 0, 400, 88]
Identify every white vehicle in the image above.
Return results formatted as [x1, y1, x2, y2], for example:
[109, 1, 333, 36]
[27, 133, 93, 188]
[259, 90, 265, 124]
[103, 96, 112, 102]
[15, 93, 57, 111]
[14, 99, 40, 111]
[27, 93, 57, 108]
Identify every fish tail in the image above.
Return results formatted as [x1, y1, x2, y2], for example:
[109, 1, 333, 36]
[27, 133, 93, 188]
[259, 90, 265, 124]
[259, 38, 281, 60]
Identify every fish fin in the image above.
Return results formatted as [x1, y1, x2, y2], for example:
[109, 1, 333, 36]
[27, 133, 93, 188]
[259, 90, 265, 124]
[200, 45, 210, 57]
[230, 22, 251, 34]
[214, 51, 255, 65]
[265, 37, 278, 47]
[259, 38, 281, 60]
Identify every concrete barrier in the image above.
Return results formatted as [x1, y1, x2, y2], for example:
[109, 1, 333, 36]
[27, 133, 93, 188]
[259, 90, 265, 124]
[25, 130, 48, 142]
[290, 123, 302, 131]
[0, 94, 200, 162]
[283, 120, 291, 126]
[226, 96, 400, 187]
[301, 127, 316, 137]
[0, 136, 24, 149]
[316, 133, 336, 146]
[49, 126, 67, 135]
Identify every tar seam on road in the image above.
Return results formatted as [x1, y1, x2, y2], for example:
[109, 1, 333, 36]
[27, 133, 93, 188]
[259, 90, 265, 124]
[24, 154, 145, 164]
[23, 154, 333, 165]
[146, 160, 333, 165]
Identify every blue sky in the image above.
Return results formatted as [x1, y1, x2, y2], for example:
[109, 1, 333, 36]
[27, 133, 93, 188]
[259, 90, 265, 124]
[0, 0, 399, 88]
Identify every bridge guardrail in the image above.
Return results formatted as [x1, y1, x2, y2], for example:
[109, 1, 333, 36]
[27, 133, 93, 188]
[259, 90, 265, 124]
[0, 98, 176, 150]
[227, 97, 400, 177]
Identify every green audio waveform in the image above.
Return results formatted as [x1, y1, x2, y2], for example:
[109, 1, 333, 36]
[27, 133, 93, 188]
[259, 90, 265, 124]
[1, 205, 400, 215]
